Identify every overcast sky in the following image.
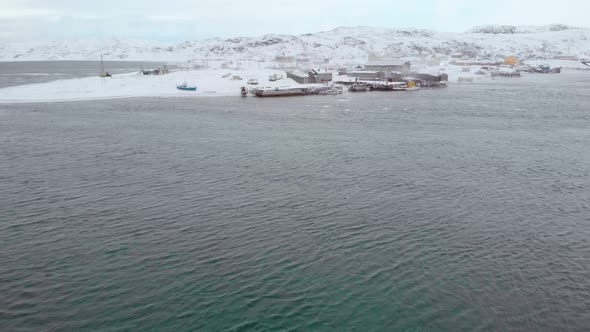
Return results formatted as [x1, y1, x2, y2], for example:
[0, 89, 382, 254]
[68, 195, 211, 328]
[1, 0, 589, 41]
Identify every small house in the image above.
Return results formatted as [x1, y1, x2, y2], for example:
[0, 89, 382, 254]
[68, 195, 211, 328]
[287, 71, 312, 84]
[309, 70, 333, 83]
[364, 60, 411, 74]
[346, 71, 385, 81]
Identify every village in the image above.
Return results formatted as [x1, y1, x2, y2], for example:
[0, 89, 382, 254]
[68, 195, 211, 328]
[132, 50, 576, 98]
[0, 50, 584, 104]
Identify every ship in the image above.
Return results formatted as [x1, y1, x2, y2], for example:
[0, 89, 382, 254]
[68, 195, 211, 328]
[254, 87, 305, 97]
[393, 81, 421, 91]
[527, 64, 561, 74]
[99, 54, 111, 78]
[176, 82, 197, 91]
[368, 82, 405, 91]
[348, 83, 368, 92]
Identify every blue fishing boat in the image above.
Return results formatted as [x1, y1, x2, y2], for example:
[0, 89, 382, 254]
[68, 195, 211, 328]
[177, 82, 197, 91]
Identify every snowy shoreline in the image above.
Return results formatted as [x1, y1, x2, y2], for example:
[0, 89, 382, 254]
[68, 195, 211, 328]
[0, 69, 299, 104]
[0, 59, 587, 104]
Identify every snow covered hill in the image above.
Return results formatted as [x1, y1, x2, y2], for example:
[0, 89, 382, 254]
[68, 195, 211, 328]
[2, 25, 590, 62]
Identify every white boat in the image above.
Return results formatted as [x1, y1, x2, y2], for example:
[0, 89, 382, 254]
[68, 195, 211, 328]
[254, 87, 305, 97]
[247, 78, 259, 85]
[398, 86, 421, 91]
[393, 81, 420, 91]
[318, 87, 342, 95]
[348, 84, 368, 92]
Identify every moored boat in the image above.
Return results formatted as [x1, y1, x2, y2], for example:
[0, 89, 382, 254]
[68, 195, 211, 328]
[491, 70, 521, 77]
[457, 76, 474, 83]
[393, 81, 420, 91]
[369, 82, 406, 91]
[177, 82, 197, 91]
[247, 78, 259, 85]
[318, 87, 343, 95]
[99, 54, 111, 78]
[531, 64, 561, 74]
[348, 83, 368, 92]
[393, 86, 421, 91]
[254, 87, 305, 97]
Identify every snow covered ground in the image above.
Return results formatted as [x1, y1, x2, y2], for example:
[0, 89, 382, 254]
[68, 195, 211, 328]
[2, 25, 590, 63]
[0, 69, 299, 103]
[1, 60, 586, 103]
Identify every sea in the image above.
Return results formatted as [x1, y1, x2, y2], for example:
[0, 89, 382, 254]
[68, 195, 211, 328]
[0, 61, 167, 89]
[1, 62, 590, 331]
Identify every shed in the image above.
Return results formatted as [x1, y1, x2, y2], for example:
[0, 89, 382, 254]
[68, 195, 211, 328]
[346, 71, 385, 80]
[364, 60, 411, 74]
[286, 71, 311, 84]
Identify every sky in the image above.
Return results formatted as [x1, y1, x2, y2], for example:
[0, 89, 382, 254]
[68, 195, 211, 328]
[1, 0, 589, 41]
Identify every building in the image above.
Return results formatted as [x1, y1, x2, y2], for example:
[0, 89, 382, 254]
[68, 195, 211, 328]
[310, 70, 333, 83]
[274, 56, 296, 63]
[364, 60, 411, 74]
[504, 56, 518, 65]
[287, 71, 312, 84]
[408, 73, 449, 83]
[141, 65, 169, 75]
[346, 71, 385, 81]
[287, 70, 333, 84]
[296, 58, 311, 67]
[554, 55, 578, 60]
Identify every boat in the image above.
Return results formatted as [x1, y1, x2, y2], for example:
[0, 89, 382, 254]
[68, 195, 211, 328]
[369, 82, 406, 91]
[531, 65, 561, 74]
[231, 76, 243, 81]
[247, 78, 259, 85]
[318, 87, 342, 95]
[348, 83, 368, 92]
[177, 82, 197, 91]
[404, 86, 421, 91]
[491, 70, 521, 77]
[457, 76, 474, 83]
[393, 81, 420, 91]
[240, 86, 248, 97]
[222, 73, 232, 78]
[99, 53, 111, 78]
[368, 83, 394, 91]
[393, 86, 421, 91]
[254, 87, 305, 97]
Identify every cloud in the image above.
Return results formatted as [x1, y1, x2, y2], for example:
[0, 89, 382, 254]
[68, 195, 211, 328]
[1, 0, 589, 41]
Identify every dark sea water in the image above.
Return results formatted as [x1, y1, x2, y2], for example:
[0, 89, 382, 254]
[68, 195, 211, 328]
[1, 71, 590, 331]
[0, 61, 166, 89]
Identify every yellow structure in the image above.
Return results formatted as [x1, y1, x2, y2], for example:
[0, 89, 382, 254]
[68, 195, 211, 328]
[504, 56, 518, 65]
